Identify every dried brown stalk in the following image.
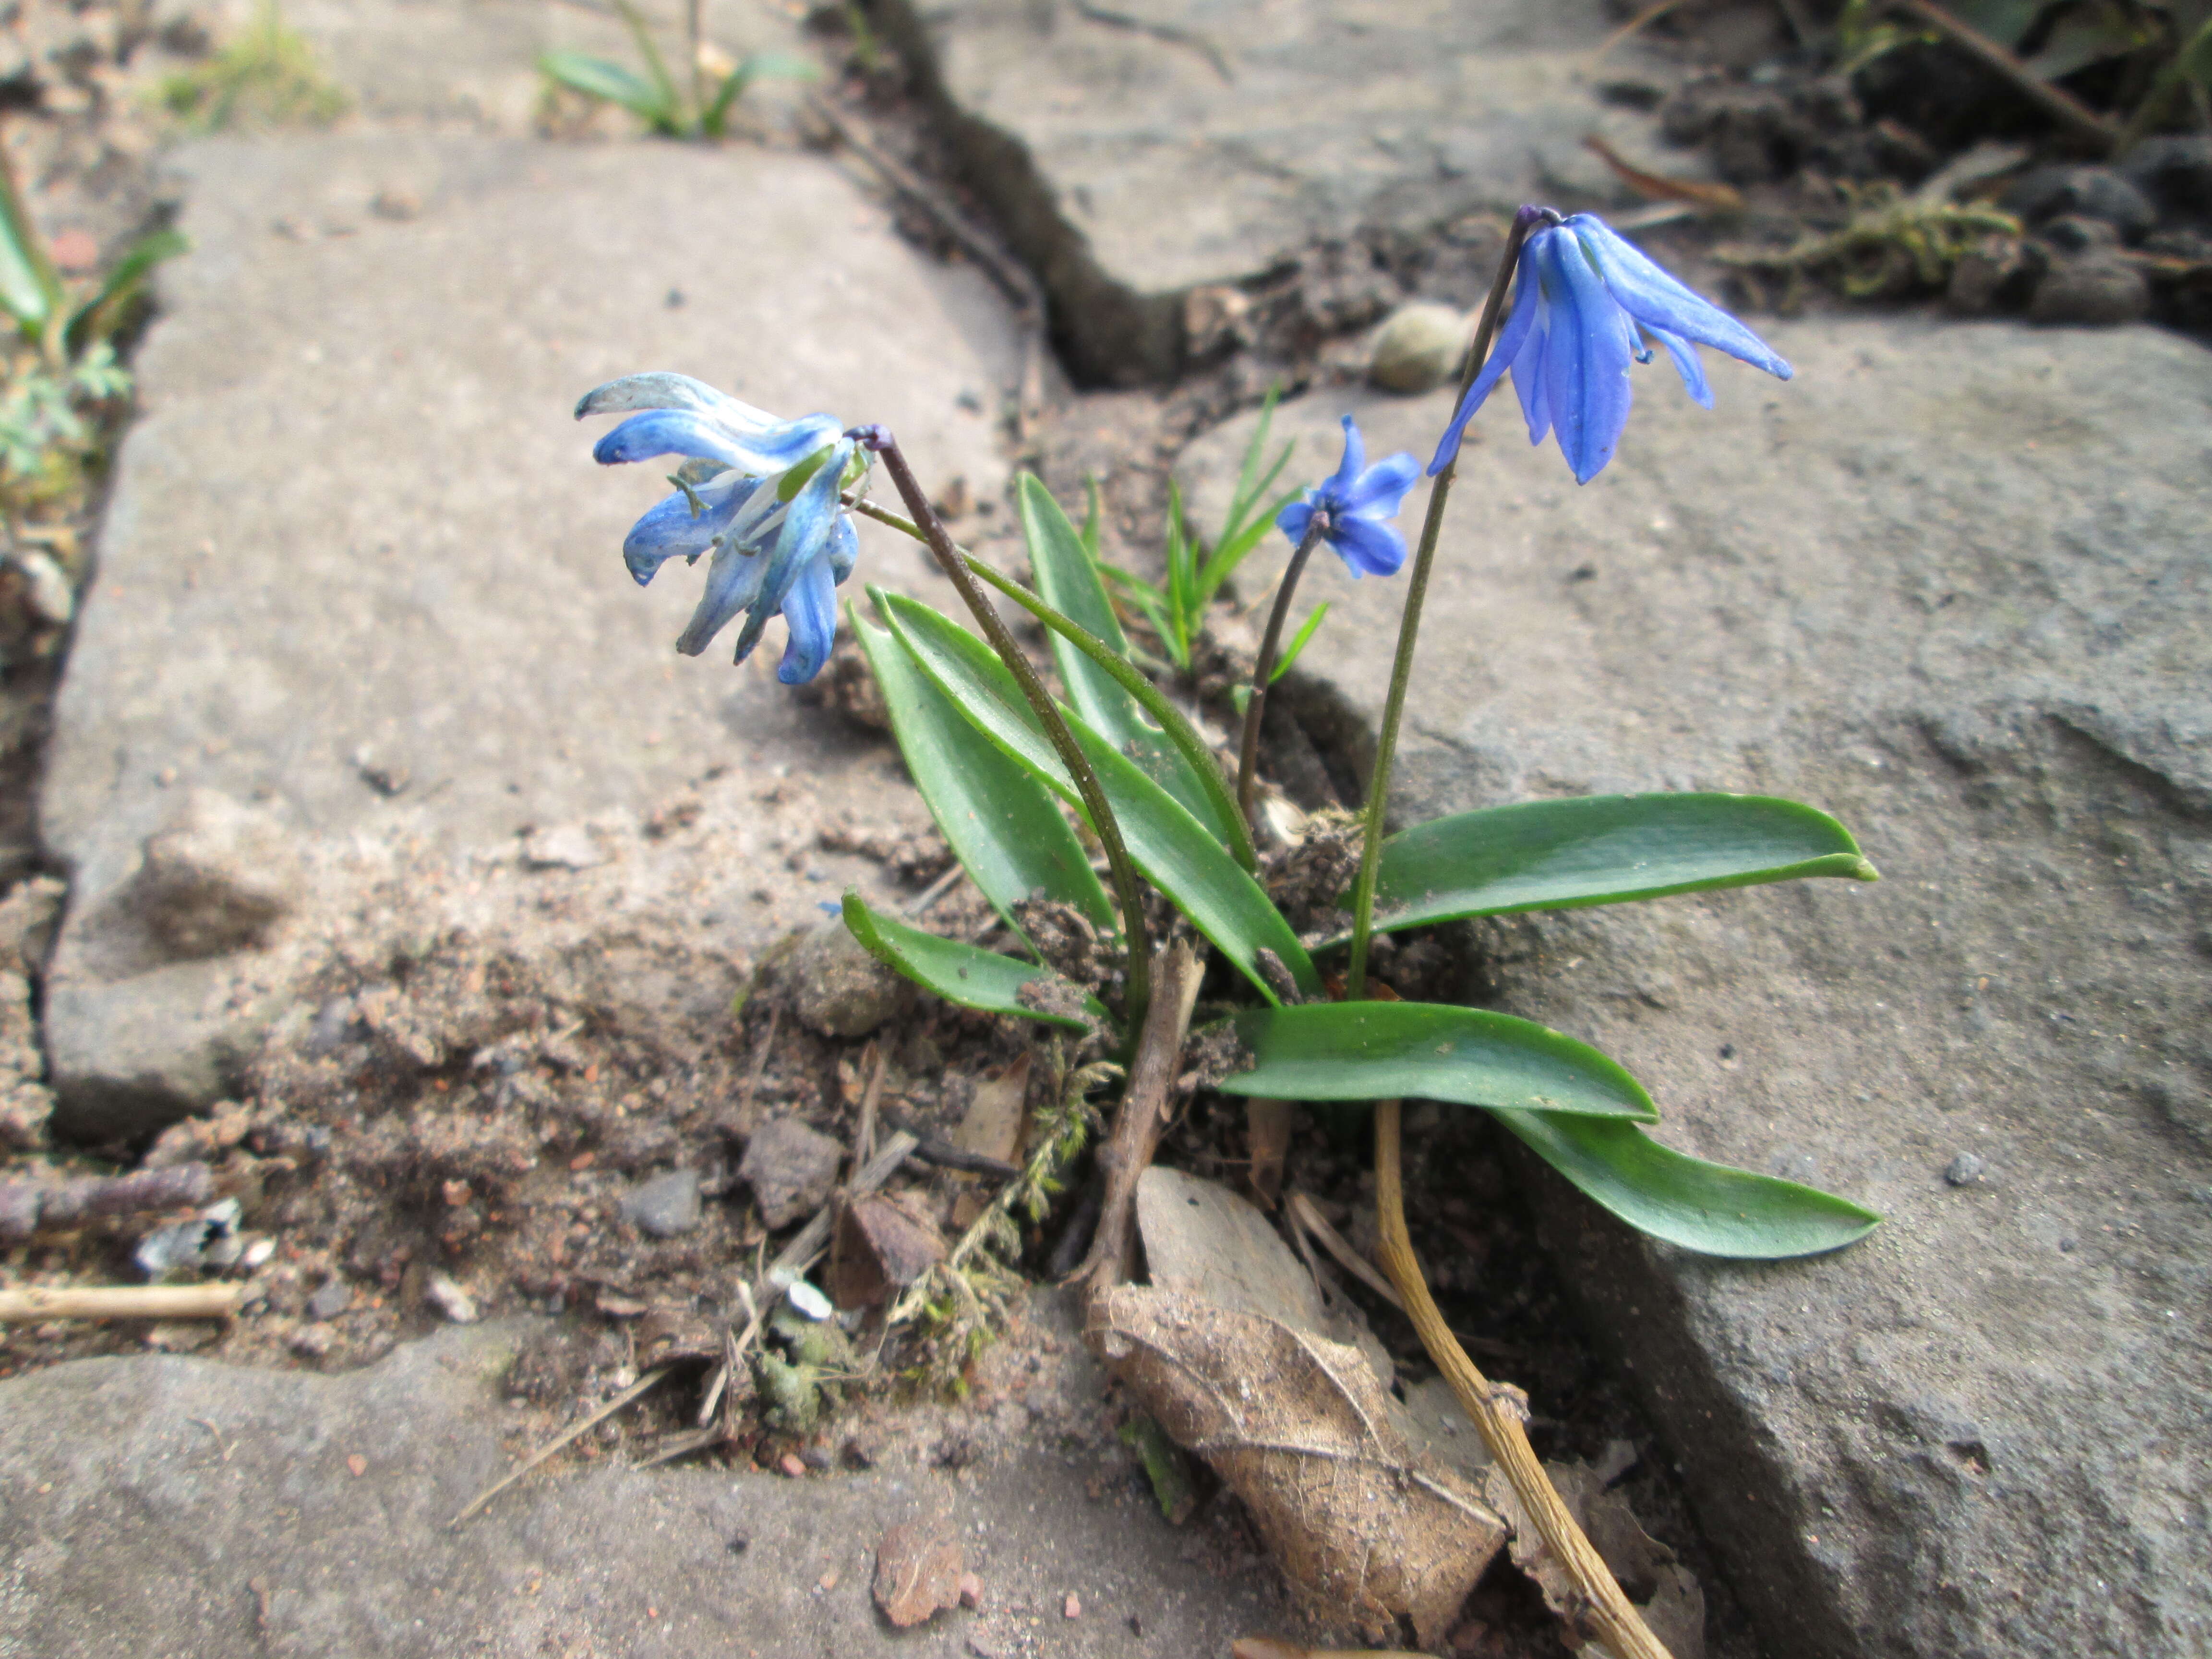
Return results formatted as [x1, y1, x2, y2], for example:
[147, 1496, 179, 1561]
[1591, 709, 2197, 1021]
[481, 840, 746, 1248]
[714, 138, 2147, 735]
[1372, 1101, 1676, 1659]
[1072, 940, 1202, 1293]
[0, 1283, 244, 1322]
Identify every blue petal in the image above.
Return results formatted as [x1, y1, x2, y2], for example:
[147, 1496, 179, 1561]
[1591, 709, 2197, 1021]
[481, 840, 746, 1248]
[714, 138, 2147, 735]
[1429, 239, 1544, 474]
[1568, 216, 1792, 381]
[730, 438, 851, 668]
[622, 474, 761, 585]
[825, 513, 859, 584]
[576, 372, 772, 424]
[595, 409, 750, 468]
[1325, 416, 1366, 499]
[1510, 284, 1551, 447]
[592, 408, 845, 475]
[1276, 498, 1316, 546]
[674, 539, 769, 657]
[1326, 513, 1407, 578]
[1337, 451, 1420, 520]
[776, 552, 841, 683]
[1647, 325, 1713, 409]
[1540, 230, 1634, 484]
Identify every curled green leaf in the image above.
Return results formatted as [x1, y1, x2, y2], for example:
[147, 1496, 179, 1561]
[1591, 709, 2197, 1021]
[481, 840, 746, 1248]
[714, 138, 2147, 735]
[842, 893, 1105, 1031]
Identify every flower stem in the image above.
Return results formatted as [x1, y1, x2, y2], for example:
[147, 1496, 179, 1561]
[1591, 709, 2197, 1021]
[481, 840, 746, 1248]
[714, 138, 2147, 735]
[1374, 1101, 1675, 1659]
[1342, 208, 1538, 1000]
[863, 433, 1153, 1026]
[1234, 512, 1327, 833]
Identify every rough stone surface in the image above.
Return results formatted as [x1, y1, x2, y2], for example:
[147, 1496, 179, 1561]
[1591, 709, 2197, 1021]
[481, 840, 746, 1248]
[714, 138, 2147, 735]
[740, 1116, 845, 1229]
[880, 0, 1703, 383]
[786, 916, 914, 1038]
[39, 132, 1023, 1137]
[1180, 317, 2212, 1659]
[0, 876, 63, 1150]
[0, 1312, 1291, 1657]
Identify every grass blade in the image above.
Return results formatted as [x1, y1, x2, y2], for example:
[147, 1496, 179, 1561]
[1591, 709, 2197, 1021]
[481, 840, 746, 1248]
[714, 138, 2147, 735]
[1270, 601, 1329, 681]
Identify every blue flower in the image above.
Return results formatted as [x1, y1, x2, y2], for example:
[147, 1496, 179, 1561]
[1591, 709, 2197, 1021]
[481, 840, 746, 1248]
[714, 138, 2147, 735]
[1275, 416, 1421, 578]
[1430, 211, 1792, 485]
[576, 373, 858, 684]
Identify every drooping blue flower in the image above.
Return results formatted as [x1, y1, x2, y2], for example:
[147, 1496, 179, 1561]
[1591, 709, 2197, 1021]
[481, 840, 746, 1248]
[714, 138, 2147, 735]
[1430, 211, 1792, 485]
[1275, 416, 1421, 578]
[576, 372, 857, 684]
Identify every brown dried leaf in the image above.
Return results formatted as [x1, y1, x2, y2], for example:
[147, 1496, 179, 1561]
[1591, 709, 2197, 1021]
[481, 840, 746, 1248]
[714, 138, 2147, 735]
[1485, 1460, 1697, 1652]
[872, 1518, 963, 1628]
[1090, 1286, 1505, 1645]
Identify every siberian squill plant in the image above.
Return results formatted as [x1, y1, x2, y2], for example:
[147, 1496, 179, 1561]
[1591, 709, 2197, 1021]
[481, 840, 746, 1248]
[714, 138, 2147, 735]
[576, 205, 1879, 1659]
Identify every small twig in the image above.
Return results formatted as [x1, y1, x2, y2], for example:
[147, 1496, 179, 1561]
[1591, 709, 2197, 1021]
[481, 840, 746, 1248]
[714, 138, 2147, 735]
[189, 1417, 233, 1461]
[903, 861, 967, 918]
[0, 1162, 216, 1243]
[0, 1283, 244, 1322]
[738, 1003, 781, 1122]
[1285, 1190, 1404, 1311]
[1071, 0, 1233, 82]
[854, 1042, 886, 1169]
[1589, 0, 1691, 66]
[767, 1130, 919, 1290]
[1073, 941, 1203, 1294]
[1236, 515, 1326, 830]
[447, 1366, 673, 1529]
[1886, 0, 2118, 155]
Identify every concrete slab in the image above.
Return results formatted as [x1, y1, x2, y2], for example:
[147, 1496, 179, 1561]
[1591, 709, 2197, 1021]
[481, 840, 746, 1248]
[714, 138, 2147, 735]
[0, 1306, 1295, 1657]
[1178, 318, 2212, 1659]
[880, 0, 1703, 383]
[38, 131, 1024, 1136]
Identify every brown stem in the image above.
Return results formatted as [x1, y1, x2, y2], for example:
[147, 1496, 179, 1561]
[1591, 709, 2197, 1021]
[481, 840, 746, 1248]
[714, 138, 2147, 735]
[1073, 939, 1202, 1295]
[1888, 0, 2117, 154]
[1234, 513, 1326, 831]
[1373, 1101, 1674, 1659]
[869, 435, 1153, 1025]
[0, 1284, 243, 1322]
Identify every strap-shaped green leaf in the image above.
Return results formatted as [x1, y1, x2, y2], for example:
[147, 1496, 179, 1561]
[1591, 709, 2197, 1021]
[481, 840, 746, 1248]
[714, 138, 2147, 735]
[968, 543, 1255, 872]
[1494, 1109, 1880, 1259]
[1017, 476, 1244, 855]
[537, 51, 669, 121]
[853, 614, 1111, 932]
[1371, 793, 1878, 933]
[842, 894, 1104, 1030]
[1223, 1001, 1657, 1119]
[875, 589, 1317, 1002]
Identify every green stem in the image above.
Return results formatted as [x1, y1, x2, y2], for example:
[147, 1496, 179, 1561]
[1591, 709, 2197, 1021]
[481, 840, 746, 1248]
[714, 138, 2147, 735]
[1235, 512, 1326, 832]
[867, 437, 1154, 1026]
[1343, 210, 1539, 1000]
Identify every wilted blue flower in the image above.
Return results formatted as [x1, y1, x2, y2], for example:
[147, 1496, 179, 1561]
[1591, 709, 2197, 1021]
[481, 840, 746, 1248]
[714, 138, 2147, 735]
[1275, 416, 1421, 578]
[576, 373, 858, 684]
[1430, 211, 1792, 485]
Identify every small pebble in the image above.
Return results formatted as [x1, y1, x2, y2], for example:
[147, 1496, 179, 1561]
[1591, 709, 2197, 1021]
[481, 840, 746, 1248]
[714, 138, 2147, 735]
[306, 1277, 353, 1321]
[1944, 1153, 1985, 1187]
[958, 1572, 984, 1609]
[289, 1322, 335, 1358]
[1064, 1592, 1082, 1620]
[1368, 302, 1468, 394]
[425, 1272, 479, 1323]
[818, 1568, 840, 1592]
[346, 1454, 367, 1478]
[779, 1452, 807, 1479]
[618, 1168, 701, 1238]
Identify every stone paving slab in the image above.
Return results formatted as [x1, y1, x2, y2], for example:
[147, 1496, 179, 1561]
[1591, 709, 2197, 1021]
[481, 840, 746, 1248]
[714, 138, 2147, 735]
[1179, 317, 2212, 1659]
[881, 0, 1704, 383]
[39, 131, 1023, 1136]
[0, 1305, 1291, 1657]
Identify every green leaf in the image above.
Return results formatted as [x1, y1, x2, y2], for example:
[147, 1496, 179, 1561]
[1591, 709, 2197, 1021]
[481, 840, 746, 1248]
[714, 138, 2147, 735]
[0, 146, 62, 336]
[842, 894, 1104, 1030]
[1223, 1001, 1657, 1119]
[1493, 1109, 1880, 1259]
[852, 614, 1112, 932]
[538, 51, 672, 123]
[66, 227, 189, 355]
[1006, 479, 1252, 865]
[1371, 793, 1878, 934]
[876, 590, 1318, 1001]
[1272, 602, 1328, 682]
[612, 0, 684, 127]
[698, 51, 820, 136]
